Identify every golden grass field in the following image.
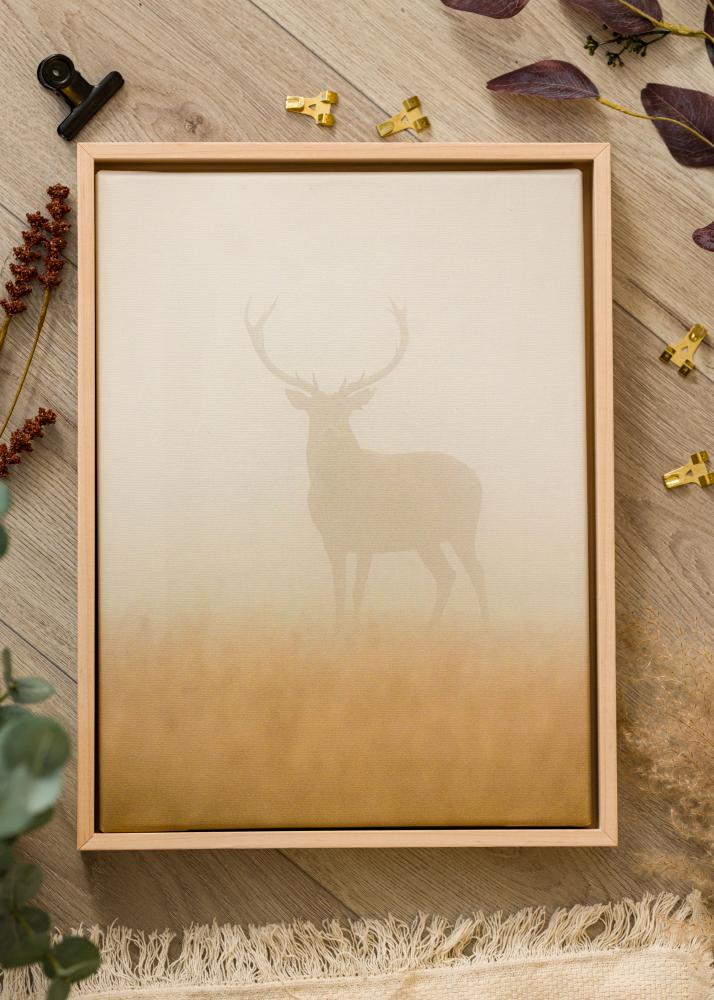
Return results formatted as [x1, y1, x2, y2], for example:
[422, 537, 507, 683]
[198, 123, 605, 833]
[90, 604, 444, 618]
[98, 620, 593, 831]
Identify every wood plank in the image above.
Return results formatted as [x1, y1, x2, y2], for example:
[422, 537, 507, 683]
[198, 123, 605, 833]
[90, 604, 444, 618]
[0, 0, 709, 933]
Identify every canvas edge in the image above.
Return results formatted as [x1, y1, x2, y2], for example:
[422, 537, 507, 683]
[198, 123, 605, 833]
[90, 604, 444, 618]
[76, 141, 616, 851]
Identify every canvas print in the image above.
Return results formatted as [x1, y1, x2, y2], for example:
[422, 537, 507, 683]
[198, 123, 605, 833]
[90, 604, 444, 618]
[95, 168, 593, 831]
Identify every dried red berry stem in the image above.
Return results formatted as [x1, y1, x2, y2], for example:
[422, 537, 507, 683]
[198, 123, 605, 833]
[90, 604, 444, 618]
[0, 184, 70, 439]
[0, 287, 52, 440]
[0, 184, 69, 350]
[0, 408, 56, 478]
[0, 213, 44, 352]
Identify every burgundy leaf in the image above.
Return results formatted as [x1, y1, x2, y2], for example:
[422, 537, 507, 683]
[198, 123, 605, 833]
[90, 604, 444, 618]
[693, 220, 714, 250]
[641, 83, 714, 167]
[441, 0, 531, 16]
[705, 2, 714, 68]
[487, 60, 599, 100]
[563, 0, 662, 36]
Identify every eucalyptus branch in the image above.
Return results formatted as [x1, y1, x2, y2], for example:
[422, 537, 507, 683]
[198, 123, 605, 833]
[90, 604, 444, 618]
[0, 472, 100, 997]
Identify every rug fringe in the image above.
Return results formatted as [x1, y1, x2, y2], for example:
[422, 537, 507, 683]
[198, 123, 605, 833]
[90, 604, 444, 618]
[2, 891, 711, 997]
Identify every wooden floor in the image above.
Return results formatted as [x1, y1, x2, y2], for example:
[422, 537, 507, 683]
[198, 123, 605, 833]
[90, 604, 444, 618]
[0, 0, 712, 931]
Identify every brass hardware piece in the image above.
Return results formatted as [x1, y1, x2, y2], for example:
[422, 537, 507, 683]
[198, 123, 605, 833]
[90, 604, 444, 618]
[376, 96, 430, 138]
[663, 451, 714, 490]
[285, 90, 337, 127]
[660, 323, 707, 376]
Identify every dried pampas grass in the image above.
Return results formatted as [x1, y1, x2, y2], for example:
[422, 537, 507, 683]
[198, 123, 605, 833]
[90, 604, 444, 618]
[620, 611, 714, 905]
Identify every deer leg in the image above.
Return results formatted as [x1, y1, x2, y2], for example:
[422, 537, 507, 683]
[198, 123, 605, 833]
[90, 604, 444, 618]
[417, 543, 456, 626]
[353, 554, 372, 619]
[327, 550, 346, 630]
[452, 536, 490, 624]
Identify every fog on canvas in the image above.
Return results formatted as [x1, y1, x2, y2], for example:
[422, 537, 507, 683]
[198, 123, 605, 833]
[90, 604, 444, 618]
[96, 169, 592, 830]
[97, 169, 589, 635]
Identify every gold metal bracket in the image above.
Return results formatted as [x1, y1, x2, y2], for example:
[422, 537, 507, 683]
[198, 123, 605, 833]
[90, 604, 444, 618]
[376, 96, 430, 138]
[663, 451, 714, 490]
[285, 90, 337, 127]
[660, 323, 707, 376]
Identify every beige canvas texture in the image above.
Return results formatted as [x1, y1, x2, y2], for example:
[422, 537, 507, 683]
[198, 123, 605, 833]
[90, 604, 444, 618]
[95, 168, 593, 831]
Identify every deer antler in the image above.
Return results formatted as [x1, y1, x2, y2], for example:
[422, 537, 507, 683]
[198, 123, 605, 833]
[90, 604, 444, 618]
[245, 300, 318, 395]
[340, 300, 408, 397]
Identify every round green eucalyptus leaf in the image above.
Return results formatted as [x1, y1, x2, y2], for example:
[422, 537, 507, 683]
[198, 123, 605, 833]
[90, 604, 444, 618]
[0, 908, 52, 966]
[0, 526, 7, 559]
[20, 807, 55, 835]
[4, 716, 69, 775]
[0, 928, 50, 967]
[0, 714, 67, 839]
[0, 705, 31, 730]
[0, 846, 13, 877]
[47, 978, 71, 1000]
[10, 676, 55, 706]
[46, 936, 101, 983]
[0, 796, 33, 844]
[25, 772, 63, 816]
[0, 862, 42, 917]
[0, 484, 10, 517]
[17, 906, 51, 935]
[6, 863, 42, 906]
[0, 912, 17, 951]
[0, 765, 63, 840]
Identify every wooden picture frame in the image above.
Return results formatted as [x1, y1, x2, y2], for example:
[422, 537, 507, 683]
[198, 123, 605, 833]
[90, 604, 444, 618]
[77, 142, 615, 850]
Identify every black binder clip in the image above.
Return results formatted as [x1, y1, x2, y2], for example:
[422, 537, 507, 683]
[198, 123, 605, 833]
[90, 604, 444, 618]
[37, 54, 124, 140]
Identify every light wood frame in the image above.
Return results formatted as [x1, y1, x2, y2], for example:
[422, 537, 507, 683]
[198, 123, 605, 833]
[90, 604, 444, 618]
[77, 142, 615, 851]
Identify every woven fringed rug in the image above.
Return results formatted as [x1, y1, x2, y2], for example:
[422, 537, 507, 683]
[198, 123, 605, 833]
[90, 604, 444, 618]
[3, 893, 712, 1000]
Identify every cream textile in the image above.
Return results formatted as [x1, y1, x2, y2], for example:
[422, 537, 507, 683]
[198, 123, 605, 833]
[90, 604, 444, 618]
[2, 894, 711, 1000]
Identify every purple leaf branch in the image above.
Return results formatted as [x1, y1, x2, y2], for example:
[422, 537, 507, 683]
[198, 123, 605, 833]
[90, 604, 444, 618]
[442, 0, 714, 61]
[487, 62, 714, 166]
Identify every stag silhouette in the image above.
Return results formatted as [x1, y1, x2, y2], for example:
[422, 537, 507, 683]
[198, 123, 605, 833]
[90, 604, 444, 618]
[246, 301, 488, 627]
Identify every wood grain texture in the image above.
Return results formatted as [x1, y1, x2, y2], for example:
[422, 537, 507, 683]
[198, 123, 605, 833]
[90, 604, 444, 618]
[0, 0, 709, 928]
